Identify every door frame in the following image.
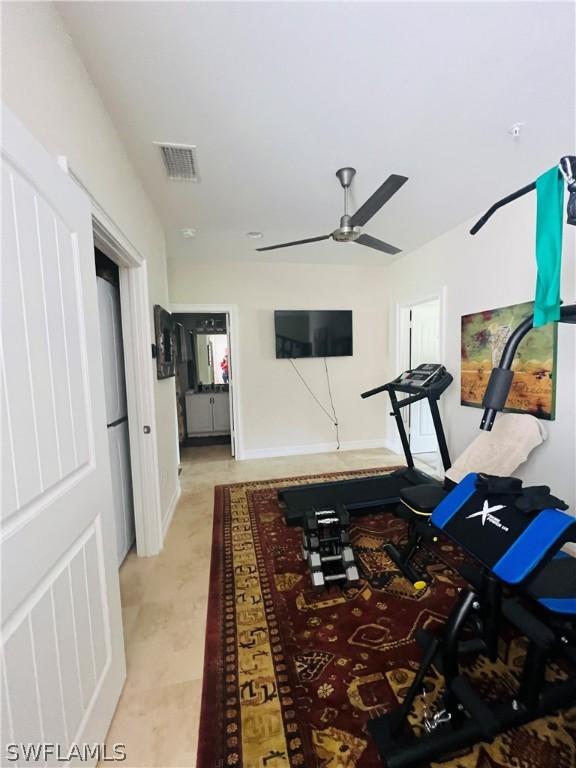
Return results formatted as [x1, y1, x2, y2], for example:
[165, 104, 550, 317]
[396, 289, 446, 377]
[61, 162, 164, 557]
[170, 303, 243, 459]
[391, 288, 447, 455]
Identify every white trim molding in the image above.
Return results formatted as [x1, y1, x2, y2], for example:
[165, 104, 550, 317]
[242, 437, 392, 461]
[170, 303, 244, 459]
[162, 481, 182, 538]
[117, 262, 163, 556]
[64, 164, 164, 557]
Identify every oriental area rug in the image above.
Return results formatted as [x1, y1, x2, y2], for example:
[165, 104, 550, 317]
[196, 469, 576, 768]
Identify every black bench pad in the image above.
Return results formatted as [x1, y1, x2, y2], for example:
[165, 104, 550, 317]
[400, 484, 448, 515]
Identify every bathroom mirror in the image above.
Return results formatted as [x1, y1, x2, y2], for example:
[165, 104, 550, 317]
[195, 333, 229, 386]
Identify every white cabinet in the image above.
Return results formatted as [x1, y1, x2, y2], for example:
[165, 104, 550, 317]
[212, 392, 231, 432]
[186, 391, 230, 436]
[185, 392, 213, 433]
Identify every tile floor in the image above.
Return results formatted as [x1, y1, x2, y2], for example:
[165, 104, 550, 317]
[106, 444, 431, 767]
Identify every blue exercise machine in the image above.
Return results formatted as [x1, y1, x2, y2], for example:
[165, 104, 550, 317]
[369, 303, 576, 767]
[368, 472, 576, 768]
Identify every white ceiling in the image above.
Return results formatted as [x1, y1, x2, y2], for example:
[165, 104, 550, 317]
[59, 1, 575, 265]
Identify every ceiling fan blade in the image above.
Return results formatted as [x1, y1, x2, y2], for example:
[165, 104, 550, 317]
[355, 233, 401, 255]
[350, 174, 408, 227]
[255, 235, 330, 252]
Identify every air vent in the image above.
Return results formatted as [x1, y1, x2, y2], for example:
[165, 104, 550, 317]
[155, 142, 200, 181]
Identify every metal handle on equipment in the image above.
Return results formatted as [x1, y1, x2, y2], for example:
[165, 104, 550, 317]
[361, 384, 388, 399]
[480, 304, 576, 431]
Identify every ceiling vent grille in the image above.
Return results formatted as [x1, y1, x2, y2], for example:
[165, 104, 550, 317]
[155, 142, 200, 181]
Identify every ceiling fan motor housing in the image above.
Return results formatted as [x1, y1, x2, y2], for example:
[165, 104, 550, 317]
[333, 214, 361, 242]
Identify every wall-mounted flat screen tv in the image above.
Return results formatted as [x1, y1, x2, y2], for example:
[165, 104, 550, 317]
[275, 310, 353, 359]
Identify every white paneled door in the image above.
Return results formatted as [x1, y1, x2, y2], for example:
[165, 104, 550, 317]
[1, 107, 125, 764]
[409, 299, 441, 453]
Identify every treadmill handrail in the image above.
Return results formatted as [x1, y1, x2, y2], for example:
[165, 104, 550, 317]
[393, 390, 434, 408]
[361, 369, 453, 472]
[361, 386, 429, 408]
[361, 383, 388, 399]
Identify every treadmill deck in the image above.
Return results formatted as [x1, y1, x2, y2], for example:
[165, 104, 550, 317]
[280, 467, 439, 525]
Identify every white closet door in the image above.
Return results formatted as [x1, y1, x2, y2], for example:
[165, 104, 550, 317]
[1, 106, 125, 763]
[108, 421, 135, 566]
[97, 277, 127, 424]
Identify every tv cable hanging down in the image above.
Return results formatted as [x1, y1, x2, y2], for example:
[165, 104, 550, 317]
[289, 358, 340, 449]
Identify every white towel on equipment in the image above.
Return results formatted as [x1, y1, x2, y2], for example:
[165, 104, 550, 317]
[445, 413, 547, 484]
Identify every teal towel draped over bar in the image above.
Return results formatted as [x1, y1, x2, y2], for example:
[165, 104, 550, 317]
[534, 167, 564, 327]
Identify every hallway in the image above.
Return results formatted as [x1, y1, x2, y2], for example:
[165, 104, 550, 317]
[107, 445, 414, 766]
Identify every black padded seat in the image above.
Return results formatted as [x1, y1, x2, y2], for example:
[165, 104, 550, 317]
[388, 483, 449, 584]
[399, 483, 449, 517]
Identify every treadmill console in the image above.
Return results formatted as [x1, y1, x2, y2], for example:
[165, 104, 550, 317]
[360, 363, 452, 403]
[396, 363, 445, 388]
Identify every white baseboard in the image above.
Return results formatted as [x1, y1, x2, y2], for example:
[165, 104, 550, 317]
[382, 436, 402, 454]
[241, 437, 395, 461]
[162, 481, 181, 539]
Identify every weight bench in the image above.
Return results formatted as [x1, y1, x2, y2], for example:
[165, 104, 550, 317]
[386, 413, 546, 587]
[369, 472, 576, 768]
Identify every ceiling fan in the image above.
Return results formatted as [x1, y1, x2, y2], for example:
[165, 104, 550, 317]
[256, 167, 408, 254]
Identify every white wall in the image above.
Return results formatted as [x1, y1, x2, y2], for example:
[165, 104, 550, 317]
[1, 2, 179, 527]
[7, 2, 571, 514]
[384, 194, 576, 509]
[168, 262, 392, 458]
[168, 193, 576, 513]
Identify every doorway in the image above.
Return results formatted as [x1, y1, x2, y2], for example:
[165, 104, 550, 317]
[173, 309, 237, 458]
[397, 295, 443, 470]
[171, 303, 242, 459]
[91, 213, 164, 557]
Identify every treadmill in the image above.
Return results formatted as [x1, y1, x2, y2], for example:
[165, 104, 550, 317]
[280, 363, 453, 526]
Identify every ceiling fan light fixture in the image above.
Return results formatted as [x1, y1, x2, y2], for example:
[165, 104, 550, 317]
[246, 231, 263, 239]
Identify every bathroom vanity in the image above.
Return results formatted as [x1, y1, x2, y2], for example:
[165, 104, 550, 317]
[185, 389, 231, 436]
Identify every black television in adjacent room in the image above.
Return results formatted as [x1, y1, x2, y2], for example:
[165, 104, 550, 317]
[274, 310, 353, 359]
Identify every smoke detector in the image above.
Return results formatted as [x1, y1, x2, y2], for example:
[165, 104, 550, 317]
[181, 228, 197, 239]
[508, 122, 525, 140]
[155, 142, 200, 181]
